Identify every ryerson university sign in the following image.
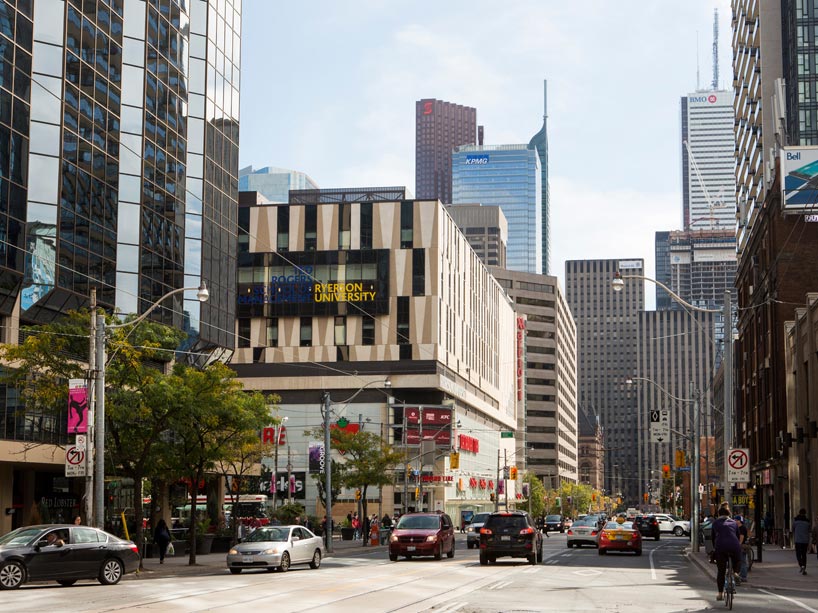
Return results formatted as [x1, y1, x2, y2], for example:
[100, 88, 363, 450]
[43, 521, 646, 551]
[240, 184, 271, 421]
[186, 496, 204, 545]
[239, 269, 379, 306]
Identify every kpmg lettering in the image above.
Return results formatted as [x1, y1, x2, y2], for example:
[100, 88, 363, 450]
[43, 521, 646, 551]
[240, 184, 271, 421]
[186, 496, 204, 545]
[465, 154, 489, 165]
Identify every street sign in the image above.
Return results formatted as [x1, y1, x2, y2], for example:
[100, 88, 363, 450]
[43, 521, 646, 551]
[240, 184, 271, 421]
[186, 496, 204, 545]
[727, 448, 750, 483]
[75, 434, 86, 451]
[500, 431, 513, 438]
[649, 409, 670, 443]
[65, 445, 86, 477]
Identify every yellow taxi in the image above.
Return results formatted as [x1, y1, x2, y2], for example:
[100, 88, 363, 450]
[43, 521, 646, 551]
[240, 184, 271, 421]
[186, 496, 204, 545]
[597, 518, 642, 556]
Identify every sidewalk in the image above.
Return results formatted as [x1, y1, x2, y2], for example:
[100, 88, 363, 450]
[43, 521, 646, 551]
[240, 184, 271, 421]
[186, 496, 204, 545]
[134, 535, 388, 580]
[686, 543, 818, 593]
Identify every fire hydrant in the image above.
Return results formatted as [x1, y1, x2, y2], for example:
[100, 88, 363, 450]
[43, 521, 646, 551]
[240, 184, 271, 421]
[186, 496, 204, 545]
[370, 523, 379, 546]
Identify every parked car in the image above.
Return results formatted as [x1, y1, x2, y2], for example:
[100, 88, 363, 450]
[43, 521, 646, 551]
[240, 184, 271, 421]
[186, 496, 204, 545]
[388, 512, 455, 561]
[654, 513, 690, 536]
[633, 515, 660, 541]
[0, 524, 140, 590]
[566, 518, 600, 548]
[597, 520, 642, 556]
[227, 525, 324, 573]
[544, 514, 565, 533]
[466, 512, 492, 549]
[479, 511, 543, 565]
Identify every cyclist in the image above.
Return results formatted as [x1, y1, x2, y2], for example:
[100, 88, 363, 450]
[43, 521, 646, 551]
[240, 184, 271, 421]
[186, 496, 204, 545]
[711, 504, 742, 601]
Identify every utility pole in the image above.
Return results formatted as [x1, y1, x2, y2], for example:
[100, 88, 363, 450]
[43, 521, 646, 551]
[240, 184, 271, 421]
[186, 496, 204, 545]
[86, 289, 96, 526]
[504, 449, 509, 509]
[93, 313, 105, 529]
[723, 290, 733, 505]
[322, 392, 333, 553]
[417, 409, 424, 511]
[495, 449, 500, 512]
[692, 382, 701, 553]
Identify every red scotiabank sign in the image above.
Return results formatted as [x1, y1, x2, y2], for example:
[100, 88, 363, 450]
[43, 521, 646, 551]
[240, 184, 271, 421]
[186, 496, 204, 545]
[516, 317, 526, 401]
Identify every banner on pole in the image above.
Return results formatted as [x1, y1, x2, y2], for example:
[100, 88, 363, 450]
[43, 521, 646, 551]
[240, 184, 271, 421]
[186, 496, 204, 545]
[308, 441, 324, 473]
[67, 379, 89, 435]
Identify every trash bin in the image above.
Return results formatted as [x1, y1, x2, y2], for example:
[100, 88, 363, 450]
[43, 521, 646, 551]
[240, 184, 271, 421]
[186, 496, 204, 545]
[379, 528, 390, 545]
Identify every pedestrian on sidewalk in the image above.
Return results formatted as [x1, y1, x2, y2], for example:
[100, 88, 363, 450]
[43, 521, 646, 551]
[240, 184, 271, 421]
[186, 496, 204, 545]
[734, 515, 749, 581]
[793, 508, 811, 575]
[712, 504, 742, 602]
[810, 517, 818, 560]
[153, 519, 172, 564]
[352, 513, 361, 540]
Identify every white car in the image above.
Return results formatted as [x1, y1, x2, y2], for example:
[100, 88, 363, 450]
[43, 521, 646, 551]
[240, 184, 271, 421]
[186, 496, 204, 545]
[653, 514, 690, 536]
[227, 525, 324, 573]
[566, 518, 599, 548]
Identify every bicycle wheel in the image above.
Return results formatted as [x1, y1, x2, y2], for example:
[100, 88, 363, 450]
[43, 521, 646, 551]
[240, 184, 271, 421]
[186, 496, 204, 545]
[724, 560, 735, 609]
[746, 545, 754, 572]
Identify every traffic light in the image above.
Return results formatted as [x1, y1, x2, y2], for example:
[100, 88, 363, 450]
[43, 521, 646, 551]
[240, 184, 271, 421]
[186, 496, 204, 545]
[555, 496, 561, 507]
[643, 493, 649, 502]
[662, 464, 671, 478]
[449, 452, 460, 470]
[490, 492, 496, 502]
[509, 466, 518, 480]
[414, 487, 419, 498]
[675, 449, 685, 468]
[591, 493, 597, 502]
[355, 489, 362, 501]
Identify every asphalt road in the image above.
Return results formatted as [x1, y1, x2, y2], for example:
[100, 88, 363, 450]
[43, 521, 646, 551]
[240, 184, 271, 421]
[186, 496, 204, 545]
[5, 533, 818, 612]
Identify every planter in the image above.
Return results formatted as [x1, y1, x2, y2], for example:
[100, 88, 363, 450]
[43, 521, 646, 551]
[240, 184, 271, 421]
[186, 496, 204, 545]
[340, 527, 355, 541]
[196, 534, 215, 555]
[211, 536, 234, 553]
[173, 540, 189, 556]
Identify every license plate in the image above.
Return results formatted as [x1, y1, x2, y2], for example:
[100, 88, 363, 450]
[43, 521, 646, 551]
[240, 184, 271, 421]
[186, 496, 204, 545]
[501, 536, 511, 541]
[242, 555, 253, 563]
[407, 546, 416, 551]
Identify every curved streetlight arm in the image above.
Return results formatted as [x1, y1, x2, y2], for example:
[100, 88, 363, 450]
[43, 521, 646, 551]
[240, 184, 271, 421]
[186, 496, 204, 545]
[329, 378, 391, 407]
[612, 272, 720, 314]
[626, 376, 696, 404]
[106, 283, 209, 329]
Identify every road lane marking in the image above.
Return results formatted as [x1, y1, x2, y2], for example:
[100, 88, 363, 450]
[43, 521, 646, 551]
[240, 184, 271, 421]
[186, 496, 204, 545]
[433, 603, 467, 613]
[649, 543, 670, 580]
[758, 589, 818, 612]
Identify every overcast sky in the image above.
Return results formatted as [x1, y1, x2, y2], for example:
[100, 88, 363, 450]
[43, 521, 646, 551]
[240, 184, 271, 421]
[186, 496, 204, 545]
[239, 1, 734, 307]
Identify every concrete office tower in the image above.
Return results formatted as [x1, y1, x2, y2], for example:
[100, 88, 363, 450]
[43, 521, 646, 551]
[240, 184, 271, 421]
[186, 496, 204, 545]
[452, 145, 542, 274]
[239, 166, 319, 203]
[415, 99, 477, 204]
[446, 204, 508, 267]
[634, 310, 716, 514]
[681, 90, 736, 230]
[488, 268, 578, 486]
[0, 0, 241, 534]
[529, 80, 551, 275]
[566, 259, 644, 503]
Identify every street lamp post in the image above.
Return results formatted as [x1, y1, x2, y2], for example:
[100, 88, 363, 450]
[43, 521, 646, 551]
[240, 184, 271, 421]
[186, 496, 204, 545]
[612, 272, 733, 501]
[92, 284, 209, 529]
[321, 378, 391, 553]
[272, 416, 288, 510]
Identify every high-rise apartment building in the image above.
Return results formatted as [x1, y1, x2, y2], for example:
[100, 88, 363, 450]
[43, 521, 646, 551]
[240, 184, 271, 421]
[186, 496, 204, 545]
[529, 80, 551, 275]
[239, 166, 319, 203]
[452, 144, 542, 274]
[681, 90, 736, 230]
[0, 0, 241, 534]
[566, 259, 643, 502]
[415, 98, 477, 204]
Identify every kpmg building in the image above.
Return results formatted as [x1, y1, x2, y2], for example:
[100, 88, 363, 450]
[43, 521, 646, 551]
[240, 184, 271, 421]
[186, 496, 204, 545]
[451, 145, 542, 275]
[0, 0, 242, 535]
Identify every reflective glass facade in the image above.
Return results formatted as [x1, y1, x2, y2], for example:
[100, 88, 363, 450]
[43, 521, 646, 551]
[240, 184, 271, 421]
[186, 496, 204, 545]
[451, 144, 541, 275]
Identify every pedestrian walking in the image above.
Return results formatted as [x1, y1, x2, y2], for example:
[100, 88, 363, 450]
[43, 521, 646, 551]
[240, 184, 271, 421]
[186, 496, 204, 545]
[793, 508, 811, 575]
[352, 513, 361, 540]
[153, 518, 172, 564]
[734, 516, 748, 581]
[811, 517, 818, 560]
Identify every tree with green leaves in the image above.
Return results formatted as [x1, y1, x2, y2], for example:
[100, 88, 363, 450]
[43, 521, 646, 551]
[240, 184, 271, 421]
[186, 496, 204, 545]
[521, 472, 546, 517]
[330, 428, 403, 544]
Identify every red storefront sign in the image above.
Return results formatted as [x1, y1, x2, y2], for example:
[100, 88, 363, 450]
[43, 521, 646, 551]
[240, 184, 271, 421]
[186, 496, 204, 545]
[405, 428, 452, 445]
[469, 477, 478, 488]
[405, 407, 452, 426]
[420, 475, 454, 483]
[261, 426, 287, 445]
[459, 434, 479, 453]
[516, 317, 526, 401]
[479, 479, 487, 489]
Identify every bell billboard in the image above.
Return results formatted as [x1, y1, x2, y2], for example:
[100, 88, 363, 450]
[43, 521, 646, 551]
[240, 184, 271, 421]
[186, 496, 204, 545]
[781, 146, 818, 213]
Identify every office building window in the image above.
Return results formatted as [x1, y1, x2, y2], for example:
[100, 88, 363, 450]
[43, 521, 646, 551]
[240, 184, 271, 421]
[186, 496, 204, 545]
[300, 317, 312, 347]
[412, 248, 425, 296]
[238, 318, 250, 348]
[334, 316, 346, 345]
[277, 206, 289, 251]
[360, 202, 373, 249]
[266, 317, 278, 347]
[397, 296, 410, 346]
[339, 202, 351, 250]
[304, 204, 317, 251]
[400, 200, 413, 248]
[362, 317, 375, 345]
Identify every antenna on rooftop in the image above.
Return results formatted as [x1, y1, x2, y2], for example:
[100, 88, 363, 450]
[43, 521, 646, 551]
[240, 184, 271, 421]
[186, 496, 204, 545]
[696, 31, 700, 91]
[712, 8, 719, 90]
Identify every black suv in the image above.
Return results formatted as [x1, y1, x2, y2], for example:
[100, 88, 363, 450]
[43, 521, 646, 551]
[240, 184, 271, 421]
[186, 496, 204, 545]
[479, 511, 543, 565]
[634, 515, 660, 541]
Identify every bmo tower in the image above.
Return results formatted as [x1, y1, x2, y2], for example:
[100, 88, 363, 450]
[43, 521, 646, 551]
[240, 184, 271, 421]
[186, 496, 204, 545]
[415, 99, 477, 204]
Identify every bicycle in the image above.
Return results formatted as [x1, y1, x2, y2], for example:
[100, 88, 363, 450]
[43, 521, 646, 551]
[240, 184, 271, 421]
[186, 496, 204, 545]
[724, 556, 737, 609]
[742, 542, 755, 572]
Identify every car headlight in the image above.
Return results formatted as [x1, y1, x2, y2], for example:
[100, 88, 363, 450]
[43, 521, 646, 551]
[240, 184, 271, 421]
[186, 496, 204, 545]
[390, 534, 398, 543]
[426, 535, 438, 542]
[228, 548, 239, 555]
[466, 526, 474, 533]
[263, 547, 283, 555]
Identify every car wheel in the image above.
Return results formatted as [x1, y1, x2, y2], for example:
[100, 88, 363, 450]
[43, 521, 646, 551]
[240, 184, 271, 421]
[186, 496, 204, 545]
[57, 579, 77, 587]
[0, 561, 25, 589]
[560, 528, 564, 533]
[673, 526, 684, 536]
[567, 542, 573, 548]
[635, 549, 643, 556]
[488, 556, 496, 565]
[230, 568, 243, 575]
[309, 550, 321, 569]
[279, 552, 291, 572]
[598, 548, 606, 556]
[447, 542, 455, 558]
[537, 547, 543, 563]
[528, 553, 537, 565]
[479, 552, 488, 566]
[467, 542, 473, 550]
[98, 558, 124, 585]
[434, 544, 442, 560]
[655, 534, 660, 541]
[389, 553, 398, 562]
[405, 554, 412, 560]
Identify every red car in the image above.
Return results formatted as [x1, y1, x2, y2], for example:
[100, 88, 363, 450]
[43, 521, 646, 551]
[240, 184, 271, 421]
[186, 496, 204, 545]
[597, 520, 642, 556]
[388, 512, 455, 561]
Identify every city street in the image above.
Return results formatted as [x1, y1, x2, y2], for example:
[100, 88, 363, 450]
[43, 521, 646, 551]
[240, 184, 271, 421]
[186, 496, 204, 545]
[5, 534, 818, 612]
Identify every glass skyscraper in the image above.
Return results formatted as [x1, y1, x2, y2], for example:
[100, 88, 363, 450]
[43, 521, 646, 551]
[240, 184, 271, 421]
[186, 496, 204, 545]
[239, 165, 319, 203]
[451, 144, 541, 274]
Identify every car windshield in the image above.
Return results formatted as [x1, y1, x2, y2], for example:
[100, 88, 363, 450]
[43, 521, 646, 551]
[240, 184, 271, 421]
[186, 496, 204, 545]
[546, 515, 561, 521]
[244, 527, 289, 542]
[471, 513, 491, 524]
[604, 521, 634, 530]
[397, 515, 439, 530]
[669, 515, 681, 521]
[0, 527, 41, 547]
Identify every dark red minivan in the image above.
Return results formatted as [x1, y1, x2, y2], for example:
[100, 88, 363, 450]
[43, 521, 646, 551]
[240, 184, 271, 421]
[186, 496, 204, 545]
[388, 512, 455, 561]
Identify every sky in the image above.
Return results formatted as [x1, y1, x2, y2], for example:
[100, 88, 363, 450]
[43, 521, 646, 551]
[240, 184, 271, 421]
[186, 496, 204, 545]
[238, 1, 734, 307]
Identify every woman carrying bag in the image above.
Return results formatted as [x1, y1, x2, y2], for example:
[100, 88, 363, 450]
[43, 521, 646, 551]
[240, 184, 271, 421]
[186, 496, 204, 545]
[154, 519, 172, 564]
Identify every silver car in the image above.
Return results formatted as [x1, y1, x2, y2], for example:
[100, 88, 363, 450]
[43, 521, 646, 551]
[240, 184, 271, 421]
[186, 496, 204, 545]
[466, 512, 492, 549]
[566, 518, 600, 548]
[227, 525, 324, 574]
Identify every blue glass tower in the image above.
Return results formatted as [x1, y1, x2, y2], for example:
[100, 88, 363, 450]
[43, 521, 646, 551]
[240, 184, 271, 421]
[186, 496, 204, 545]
[528, 80, 550, 275]
[451, 145, 542, 274]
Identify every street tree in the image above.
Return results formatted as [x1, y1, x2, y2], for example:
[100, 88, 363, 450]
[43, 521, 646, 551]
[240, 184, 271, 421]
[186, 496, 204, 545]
[521, 472, 546, 517]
